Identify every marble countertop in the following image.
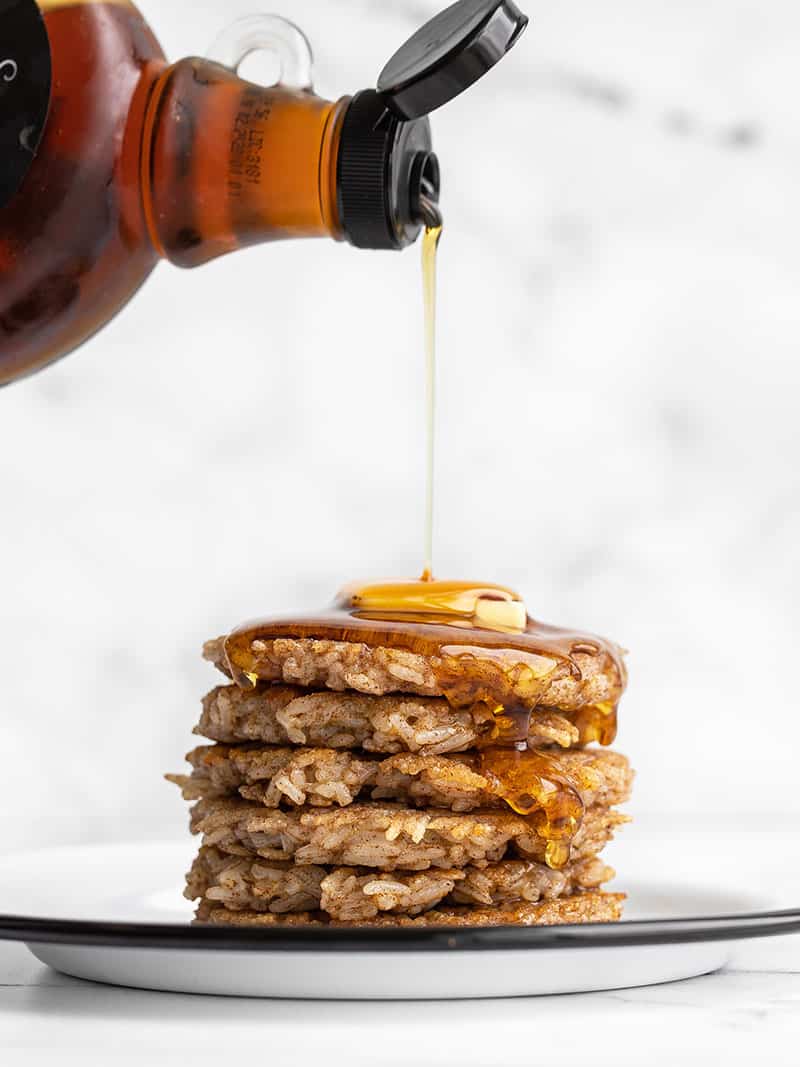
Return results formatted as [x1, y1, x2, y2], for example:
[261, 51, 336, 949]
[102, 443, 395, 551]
[1, 931, 799, 1065]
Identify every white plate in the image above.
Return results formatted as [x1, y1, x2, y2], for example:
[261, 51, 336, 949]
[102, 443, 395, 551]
[0, 831, 797, 999]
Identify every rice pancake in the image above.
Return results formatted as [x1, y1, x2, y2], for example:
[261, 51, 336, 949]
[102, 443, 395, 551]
[190, 797, 627, 871]
[170, 744, 633, 813]
[195, 890, 626, 927]
[204, 625, 625, 717]
[196, 684, 616, 752]
[186, 845, 615, 921]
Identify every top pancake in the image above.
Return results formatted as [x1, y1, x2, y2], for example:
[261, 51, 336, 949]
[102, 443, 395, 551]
[203, 630, 625, 713]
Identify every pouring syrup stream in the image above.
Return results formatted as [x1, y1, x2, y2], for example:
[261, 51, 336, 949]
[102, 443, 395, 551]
[419, 193, 442, 582]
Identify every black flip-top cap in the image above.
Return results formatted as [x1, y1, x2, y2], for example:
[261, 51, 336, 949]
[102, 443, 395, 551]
[377, 0, 528, 120]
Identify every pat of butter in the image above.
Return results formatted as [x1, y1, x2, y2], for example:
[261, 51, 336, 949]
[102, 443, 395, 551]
[474, 597, 527, 631]
[340, 579, 527, 631]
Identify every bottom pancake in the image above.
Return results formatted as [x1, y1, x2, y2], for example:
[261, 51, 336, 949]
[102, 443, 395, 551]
[195, 890, 626, 927]
[187, 845, 615, 921]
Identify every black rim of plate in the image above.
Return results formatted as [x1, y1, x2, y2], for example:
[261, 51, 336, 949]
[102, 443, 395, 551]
[1, 909, 800, 951]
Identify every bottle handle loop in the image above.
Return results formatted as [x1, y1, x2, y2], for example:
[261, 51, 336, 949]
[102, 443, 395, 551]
[206, 15, 314, 90]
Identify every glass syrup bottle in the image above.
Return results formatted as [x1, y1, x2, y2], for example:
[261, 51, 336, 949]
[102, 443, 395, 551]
[0, 0, 526, 384]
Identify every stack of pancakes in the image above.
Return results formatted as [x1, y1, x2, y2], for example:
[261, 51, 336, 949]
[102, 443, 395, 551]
[170, 614, 632, 927]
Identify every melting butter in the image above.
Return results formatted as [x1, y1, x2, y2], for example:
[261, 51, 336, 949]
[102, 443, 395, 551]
[338, 578, 526, 633]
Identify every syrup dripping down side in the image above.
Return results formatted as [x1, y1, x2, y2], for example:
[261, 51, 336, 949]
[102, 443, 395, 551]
[478, 747, 586, 869]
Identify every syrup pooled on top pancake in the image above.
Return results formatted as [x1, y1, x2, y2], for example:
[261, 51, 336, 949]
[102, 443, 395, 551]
[220, 579, 627, 869]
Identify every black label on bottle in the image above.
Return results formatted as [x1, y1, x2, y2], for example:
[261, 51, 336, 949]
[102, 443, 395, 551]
[0, 0, 52, 210]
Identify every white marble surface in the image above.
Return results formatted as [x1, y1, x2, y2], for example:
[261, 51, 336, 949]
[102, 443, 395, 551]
[1, 913, 799, 1064]
[1, 0, 799, 894]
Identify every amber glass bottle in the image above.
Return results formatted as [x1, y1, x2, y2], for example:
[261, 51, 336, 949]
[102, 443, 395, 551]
[1, 1, 167, 383]
[0, 0, 526, 384]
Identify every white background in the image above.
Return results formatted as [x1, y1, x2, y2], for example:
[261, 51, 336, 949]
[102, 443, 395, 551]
[1, 0, 799, 837]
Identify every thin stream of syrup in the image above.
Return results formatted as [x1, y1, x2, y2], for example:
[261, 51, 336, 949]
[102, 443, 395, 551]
[421, 220, 442, 582]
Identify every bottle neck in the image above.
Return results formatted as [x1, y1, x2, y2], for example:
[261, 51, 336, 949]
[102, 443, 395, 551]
[140, 58, 348, 268]
[336, 90, 438, 250]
